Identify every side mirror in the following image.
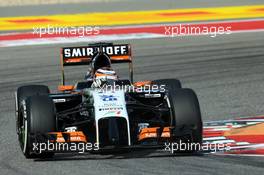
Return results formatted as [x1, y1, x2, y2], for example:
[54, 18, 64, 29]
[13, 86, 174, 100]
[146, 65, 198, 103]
[58, 85, 74, 92]
[133, 81, 151, 87]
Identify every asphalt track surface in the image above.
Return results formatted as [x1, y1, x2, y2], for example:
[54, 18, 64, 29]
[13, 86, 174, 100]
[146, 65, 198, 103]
[1, 1, 264, 175]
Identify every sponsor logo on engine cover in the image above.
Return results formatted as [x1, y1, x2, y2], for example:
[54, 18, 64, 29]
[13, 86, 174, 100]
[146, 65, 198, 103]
[99, 95, 117, 101]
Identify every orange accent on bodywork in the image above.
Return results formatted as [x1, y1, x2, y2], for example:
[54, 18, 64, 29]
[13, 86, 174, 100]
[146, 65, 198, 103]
[62, 56, 131, 65]
[138, 127, 171, 141]
[64, 57, 91, 64]
[58, 85, 74, 91]
[111, 55, 131, 61]
[133, 80, 152, 87]
[49, 131, 87, 143]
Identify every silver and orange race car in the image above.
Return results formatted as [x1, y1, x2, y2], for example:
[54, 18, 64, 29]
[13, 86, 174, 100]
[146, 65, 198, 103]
[15, 42, 202, 158]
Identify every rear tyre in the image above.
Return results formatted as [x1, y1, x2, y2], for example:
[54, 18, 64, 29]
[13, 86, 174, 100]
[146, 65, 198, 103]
[169, 88, 202, 152]
[18, 95, 56, 158]
[152, 79, 182, 92]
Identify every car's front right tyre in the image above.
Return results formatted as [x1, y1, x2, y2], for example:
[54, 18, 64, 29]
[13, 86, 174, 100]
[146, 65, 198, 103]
[18, 95, 56, 158]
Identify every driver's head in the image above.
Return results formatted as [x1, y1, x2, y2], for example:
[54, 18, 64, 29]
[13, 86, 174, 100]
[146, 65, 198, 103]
[92, 68, 118, 88]
[94, 68, 117, 80]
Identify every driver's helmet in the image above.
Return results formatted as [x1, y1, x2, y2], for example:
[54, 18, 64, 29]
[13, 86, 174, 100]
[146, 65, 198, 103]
[91, 68, 118, 88]
[92, 53, 111, 72]
[85, 53, 112, 80]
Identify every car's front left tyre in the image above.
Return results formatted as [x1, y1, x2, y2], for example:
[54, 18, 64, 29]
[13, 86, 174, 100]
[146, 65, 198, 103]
[168, 88, 203, 153]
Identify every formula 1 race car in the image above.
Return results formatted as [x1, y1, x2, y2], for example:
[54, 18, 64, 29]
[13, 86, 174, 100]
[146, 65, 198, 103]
[15, 42, 202, 158]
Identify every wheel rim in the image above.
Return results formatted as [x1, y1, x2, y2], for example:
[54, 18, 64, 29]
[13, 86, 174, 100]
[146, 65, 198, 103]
[18, 102, 28, 154]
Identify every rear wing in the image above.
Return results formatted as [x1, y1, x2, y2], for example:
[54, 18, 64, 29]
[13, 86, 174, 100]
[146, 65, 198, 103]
[60, 43, 133, 85]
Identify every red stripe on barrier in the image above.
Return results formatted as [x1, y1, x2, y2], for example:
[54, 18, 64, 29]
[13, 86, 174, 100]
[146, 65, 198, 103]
[0, 19, 263, 41]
